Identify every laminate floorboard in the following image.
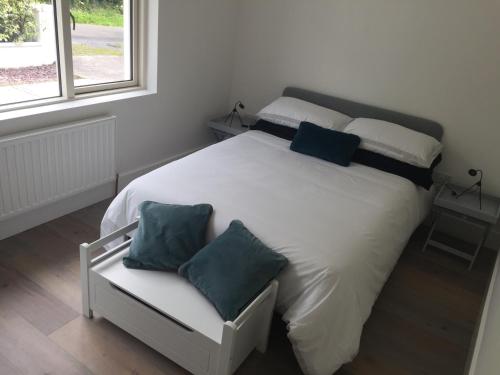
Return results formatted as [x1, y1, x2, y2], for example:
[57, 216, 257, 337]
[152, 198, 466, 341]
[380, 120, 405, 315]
[0, 199, 495, 375]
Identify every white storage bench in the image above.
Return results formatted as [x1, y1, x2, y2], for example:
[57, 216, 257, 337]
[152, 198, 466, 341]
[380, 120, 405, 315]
[80, 220, 279, 375]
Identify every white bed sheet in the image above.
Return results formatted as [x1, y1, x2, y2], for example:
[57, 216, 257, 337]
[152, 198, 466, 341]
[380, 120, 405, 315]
[101, 131, 432, 375]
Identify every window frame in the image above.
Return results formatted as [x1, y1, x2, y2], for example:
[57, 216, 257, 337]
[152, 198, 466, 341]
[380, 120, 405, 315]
[0, 0, 141, 113]
[73, 0, 140, 95]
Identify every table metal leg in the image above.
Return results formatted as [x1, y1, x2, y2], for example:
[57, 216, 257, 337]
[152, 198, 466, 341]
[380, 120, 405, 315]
[468, 224, 492, 270]
[422, 210, 441, 252]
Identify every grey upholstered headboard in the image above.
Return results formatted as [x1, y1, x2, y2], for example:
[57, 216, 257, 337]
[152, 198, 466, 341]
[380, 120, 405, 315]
[283, 87, 443, 141]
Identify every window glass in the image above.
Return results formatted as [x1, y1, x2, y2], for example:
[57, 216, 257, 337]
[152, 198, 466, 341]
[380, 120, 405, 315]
[0, 0, 60, 106]
[70, 0, 133, 88]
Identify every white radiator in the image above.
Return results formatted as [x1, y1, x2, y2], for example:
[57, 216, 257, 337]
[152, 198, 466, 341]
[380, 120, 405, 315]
[0, 116, 116, 221]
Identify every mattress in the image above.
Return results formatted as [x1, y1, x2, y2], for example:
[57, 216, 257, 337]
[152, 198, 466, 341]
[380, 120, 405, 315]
[101, 131, 432, 375]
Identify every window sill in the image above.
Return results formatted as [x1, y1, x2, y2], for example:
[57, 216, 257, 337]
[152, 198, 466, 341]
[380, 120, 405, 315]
[0, 88, 157, 123]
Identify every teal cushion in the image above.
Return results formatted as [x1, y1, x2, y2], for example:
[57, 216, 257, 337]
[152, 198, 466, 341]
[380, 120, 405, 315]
[123, 201, 213, 271]
[178, 220, 288, 321]
[290, 122, 361, 166]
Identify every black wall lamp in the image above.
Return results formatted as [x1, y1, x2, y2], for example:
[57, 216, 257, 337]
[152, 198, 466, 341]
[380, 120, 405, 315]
[224, 101, 245, 128]
[452, 169, 483, 209]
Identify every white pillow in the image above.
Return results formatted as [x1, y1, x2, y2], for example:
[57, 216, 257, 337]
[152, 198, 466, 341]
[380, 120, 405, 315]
[257, 97, 353, 130]
[344, 118, 442, 168]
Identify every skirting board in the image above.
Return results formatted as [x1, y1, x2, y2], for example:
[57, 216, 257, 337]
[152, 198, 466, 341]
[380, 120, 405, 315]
[0, 181, 116, 241]
[116, 144, 208, 192]
[0, 144, 210, 241]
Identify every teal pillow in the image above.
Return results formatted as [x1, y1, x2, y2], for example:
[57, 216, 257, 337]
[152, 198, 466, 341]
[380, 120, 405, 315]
[123, 201, 213, 271]
[290, 122, 361, 166]
[178, 220, 288, 322]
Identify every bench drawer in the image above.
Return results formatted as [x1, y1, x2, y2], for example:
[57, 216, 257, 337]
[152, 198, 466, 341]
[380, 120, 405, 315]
[91, 272, 215, 375]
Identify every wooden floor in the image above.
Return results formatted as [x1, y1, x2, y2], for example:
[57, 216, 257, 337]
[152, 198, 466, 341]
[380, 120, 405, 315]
[0, 199, 495, 375]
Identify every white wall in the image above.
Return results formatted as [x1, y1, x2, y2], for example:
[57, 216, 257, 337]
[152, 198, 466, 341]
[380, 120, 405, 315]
[230, 0, 500, 196]
[0, 0, 237, 177]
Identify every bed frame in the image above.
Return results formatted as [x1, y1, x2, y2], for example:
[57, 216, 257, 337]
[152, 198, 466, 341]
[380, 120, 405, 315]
[283, 87, 443, 141]
[80, 220, 279, 375]
[80, 87, 443, 375]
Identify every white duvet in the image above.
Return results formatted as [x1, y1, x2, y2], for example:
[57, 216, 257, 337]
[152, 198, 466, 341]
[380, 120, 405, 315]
[102, 131, 432, 375]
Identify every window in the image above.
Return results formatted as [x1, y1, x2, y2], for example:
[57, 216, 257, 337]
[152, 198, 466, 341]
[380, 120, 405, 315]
[0, 1, 60, 106]
[0, 0, 139, 110]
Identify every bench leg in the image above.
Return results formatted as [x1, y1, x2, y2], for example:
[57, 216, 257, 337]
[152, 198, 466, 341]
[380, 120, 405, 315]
[80, 243, 93, 319]
[218, 323, 236, 375]
[256, 281, 279, 353]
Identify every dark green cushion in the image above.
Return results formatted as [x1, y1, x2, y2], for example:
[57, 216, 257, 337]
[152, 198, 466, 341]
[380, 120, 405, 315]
[123, 201, 213, 271]
[290, 122, 361, 166]
[178, 220, 288, 322]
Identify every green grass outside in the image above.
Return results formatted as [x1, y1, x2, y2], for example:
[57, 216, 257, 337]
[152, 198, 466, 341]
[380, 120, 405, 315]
[72, 6, 123, 27]
[73, 43, 123, 56]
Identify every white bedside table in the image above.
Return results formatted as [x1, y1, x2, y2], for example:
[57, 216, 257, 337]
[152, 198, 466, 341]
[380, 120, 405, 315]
[208, 115, 257, 142]
[422, 184, 500, 270]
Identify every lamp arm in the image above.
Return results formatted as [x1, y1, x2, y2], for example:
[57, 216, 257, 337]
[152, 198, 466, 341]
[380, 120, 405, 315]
[477, 170, 483, 184]
[453, 169, 484, 209]
[478, 170, 483, 209]
[225, 101, 246, 127]
[454, 182, 479, 199]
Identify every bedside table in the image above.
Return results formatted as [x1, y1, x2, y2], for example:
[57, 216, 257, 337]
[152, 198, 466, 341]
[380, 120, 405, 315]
[208, 115, 257, 142]
[422, 184, 500, 269]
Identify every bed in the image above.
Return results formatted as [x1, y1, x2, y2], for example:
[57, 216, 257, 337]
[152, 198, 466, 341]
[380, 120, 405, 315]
[100, 87, 443, 375]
